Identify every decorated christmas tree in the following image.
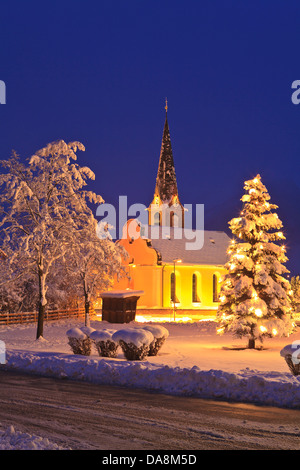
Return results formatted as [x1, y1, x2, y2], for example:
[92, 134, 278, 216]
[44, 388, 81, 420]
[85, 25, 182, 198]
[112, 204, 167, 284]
[216, 174, 295, 349]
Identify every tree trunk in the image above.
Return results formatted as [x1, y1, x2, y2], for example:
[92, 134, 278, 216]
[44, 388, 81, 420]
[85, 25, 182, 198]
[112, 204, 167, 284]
[36, 302, 45, 339]
[85, 294, 90, 327]
[36, 269, 47, 339]
[248, 337, 255, 349]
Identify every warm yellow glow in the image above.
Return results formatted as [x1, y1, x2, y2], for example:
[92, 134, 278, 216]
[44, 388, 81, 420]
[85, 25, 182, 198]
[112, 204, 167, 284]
[278, 232, 284, 238]
[260, 325, 267, 333]
[252, 292, 258, 300]
[217, 327, 225, 334]
[289, 290, 293, 296]
[249, 188, 256, 194]
[220, 295, 226, 303]
[253, 178, 259, 184]
[229, 263, 236, 270]
[272, 328, 278, 336]
[135, 314, 193, 323]
[255, 308, 263, 317]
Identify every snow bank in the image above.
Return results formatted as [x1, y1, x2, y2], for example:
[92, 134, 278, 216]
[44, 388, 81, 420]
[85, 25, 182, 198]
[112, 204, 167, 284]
[0, 425, 67, 450]
[3, 349, 300, 409]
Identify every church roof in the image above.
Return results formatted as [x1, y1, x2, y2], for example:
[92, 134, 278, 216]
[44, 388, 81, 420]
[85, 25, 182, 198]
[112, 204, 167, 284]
[141, 227, 231, 266]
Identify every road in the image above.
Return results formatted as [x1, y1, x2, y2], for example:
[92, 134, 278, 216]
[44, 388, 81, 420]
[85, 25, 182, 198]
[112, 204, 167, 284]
[0, 370, 300, 450]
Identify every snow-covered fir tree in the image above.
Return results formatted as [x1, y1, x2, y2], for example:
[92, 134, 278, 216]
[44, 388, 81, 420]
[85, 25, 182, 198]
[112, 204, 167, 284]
[216, 174, 295, 349]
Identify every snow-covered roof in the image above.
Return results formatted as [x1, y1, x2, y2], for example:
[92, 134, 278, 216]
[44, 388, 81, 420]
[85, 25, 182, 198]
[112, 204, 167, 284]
[100, 290, 144, 298]
[142, 227, 231, 266]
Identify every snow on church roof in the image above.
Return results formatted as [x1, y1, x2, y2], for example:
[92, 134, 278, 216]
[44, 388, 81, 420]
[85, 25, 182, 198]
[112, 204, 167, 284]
[142, 226, 231, 266]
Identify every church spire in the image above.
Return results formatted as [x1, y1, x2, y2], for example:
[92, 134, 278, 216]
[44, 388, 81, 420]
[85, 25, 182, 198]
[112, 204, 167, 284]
[148, 100, 184, 228]
[154, 99, 179, 203]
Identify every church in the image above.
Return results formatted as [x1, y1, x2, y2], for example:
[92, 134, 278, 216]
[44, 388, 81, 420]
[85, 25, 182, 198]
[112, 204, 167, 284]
[112, 101, 230, 319]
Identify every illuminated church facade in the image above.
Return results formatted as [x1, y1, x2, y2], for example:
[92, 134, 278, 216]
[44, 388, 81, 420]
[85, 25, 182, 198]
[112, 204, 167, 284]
[113, 101, 230, 317]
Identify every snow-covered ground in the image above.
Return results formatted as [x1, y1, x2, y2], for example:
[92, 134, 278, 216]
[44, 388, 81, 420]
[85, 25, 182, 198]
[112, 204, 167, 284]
[1, 316, 300, 403]
[2, 316, 300, 448]
[0, 425, 68, 450]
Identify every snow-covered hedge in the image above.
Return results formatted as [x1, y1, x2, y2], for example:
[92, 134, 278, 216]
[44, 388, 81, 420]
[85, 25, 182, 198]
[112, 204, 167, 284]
[66, 328, 92, 356]
[112, 328, 154, 360]
[142, 324, 169, 356]
[66, 325, 169, 360]
[90, 329, 119, 358]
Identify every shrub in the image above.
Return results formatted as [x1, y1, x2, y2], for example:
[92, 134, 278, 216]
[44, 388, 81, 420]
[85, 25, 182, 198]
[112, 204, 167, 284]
[142, 325, 169, 356]
[90, 329, 118, 358]
[66, 327, 92, 356]
[280, 344, 300, 376]
[112, 328, 154, 360]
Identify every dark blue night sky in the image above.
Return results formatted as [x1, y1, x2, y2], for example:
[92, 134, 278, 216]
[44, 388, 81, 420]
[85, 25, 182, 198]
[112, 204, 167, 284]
[0, 1, 300, 274]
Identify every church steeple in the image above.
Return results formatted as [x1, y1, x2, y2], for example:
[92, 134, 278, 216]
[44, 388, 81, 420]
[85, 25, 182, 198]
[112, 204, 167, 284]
[148, 100, 184, 228]
[154, 100, 179, 203]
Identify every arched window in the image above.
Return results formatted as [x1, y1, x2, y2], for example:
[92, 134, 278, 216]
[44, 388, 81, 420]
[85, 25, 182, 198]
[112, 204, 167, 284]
[192, 273, 201, 303]
[153, 211, 161, 226]
[170, 272, 180, 303]
[170, 211, 174, 227]
[170, 272, 176, 303]
[213, 274, 219, 302]
[170, 211, 181, 228]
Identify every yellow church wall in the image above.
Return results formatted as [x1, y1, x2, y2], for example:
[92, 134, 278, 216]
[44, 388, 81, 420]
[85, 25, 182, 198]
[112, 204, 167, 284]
[160, 264, 226, 310]
[112, 261, 227, 311]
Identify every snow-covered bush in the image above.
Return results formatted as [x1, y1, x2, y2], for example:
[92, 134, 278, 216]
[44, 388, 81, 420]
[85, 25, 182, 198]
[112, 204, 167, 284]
[142, 325, 169, 356]
[66, 328, 92, 356]
[80, 326, 96, 337]
[280, 344, 300, 376]
[112, 328, 154, 360]
[90, 329, 118, 358]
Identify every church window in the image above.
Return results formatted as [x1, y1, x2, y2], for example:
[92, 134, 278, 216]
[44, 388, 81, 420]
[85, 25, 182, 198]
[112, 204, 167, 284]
[170, 272, 179, 303]
[153, 211, 161, 226]
[213, 274, 219, 302]
[192, 273, 201, 303]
